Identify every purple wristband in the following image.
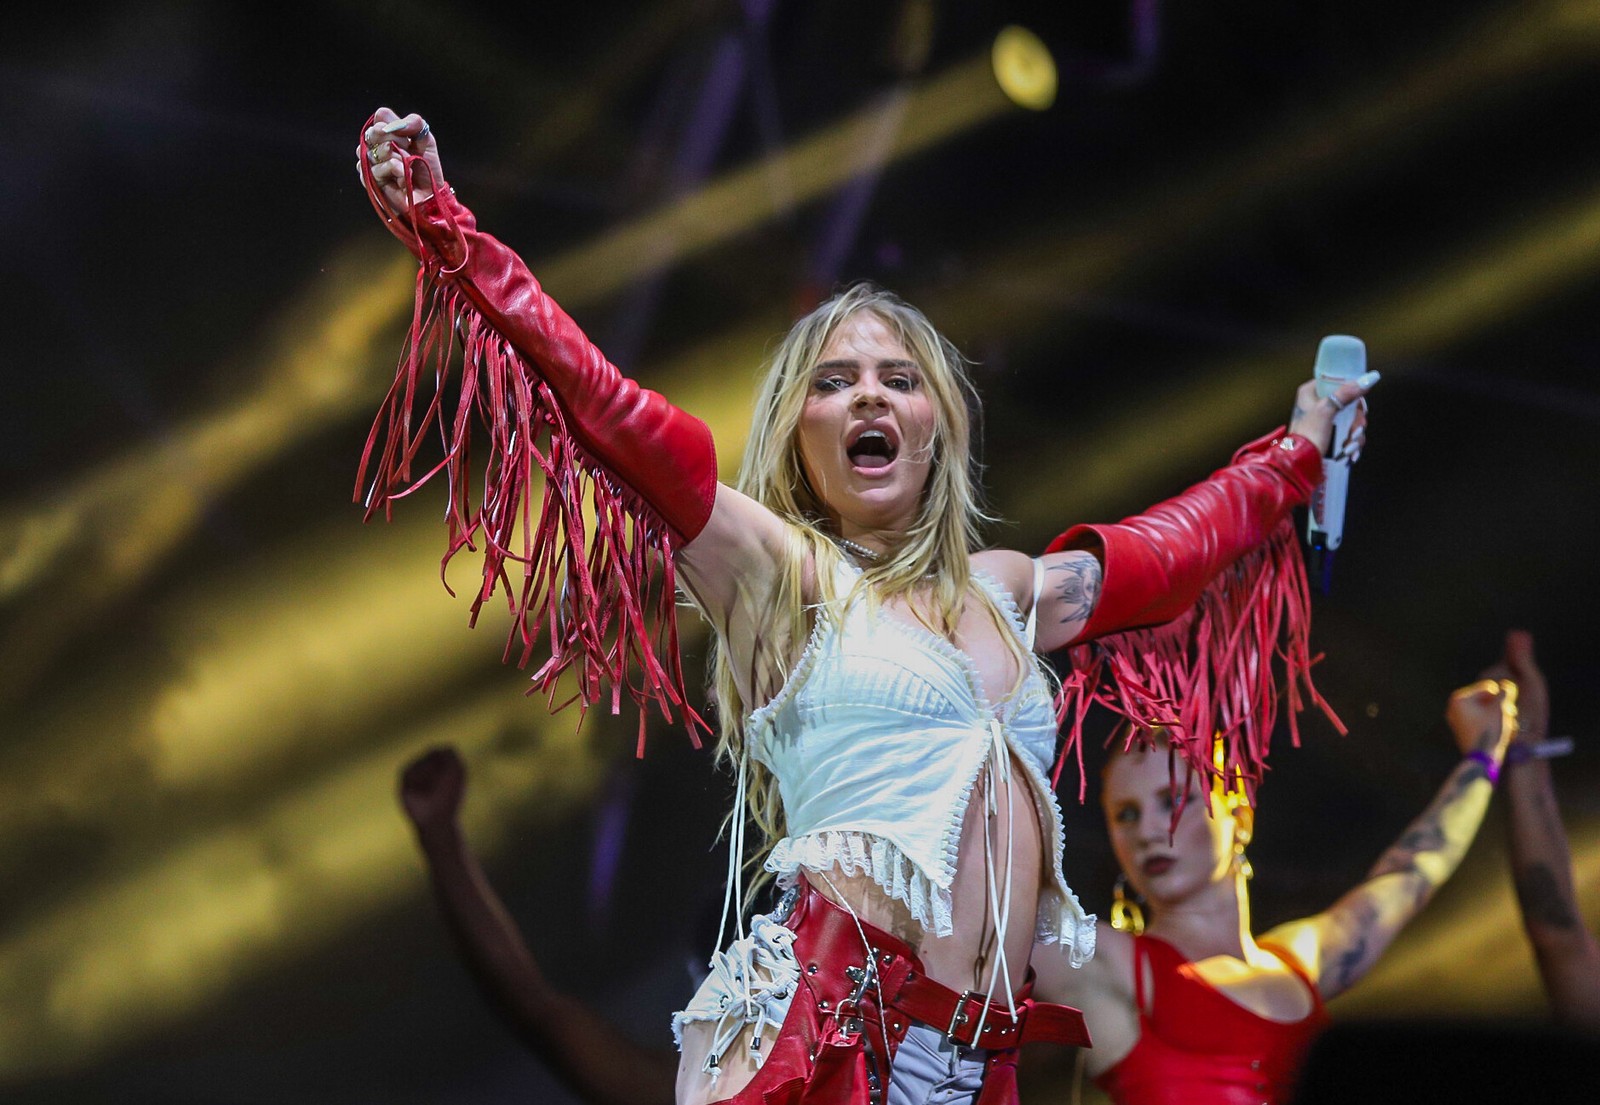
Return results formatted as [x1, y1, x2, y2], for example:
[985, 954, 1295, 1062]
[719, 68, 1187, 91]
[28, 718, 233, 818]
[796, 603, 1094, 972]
[1465, 749, 1502, 785]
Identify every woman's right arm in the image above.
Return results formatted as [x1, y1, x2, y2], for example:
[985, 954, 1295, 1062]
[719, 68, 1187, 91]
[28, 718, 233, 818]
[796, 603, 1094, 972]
[362, 111, 719, 547]
[1259, 677, 1514, 1001]
[360, 111, 795, 697]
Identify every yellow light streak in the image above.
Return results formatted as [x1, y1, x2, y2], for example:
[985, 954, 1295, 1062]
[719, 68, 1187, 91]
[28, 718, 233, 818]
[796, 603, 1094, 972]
[0, 513, 511, 844]
[1003, 176, 1600, 534]
[536, 52, 1013, 305]
[143, 519, 509, 788]
[0, 692, 611, 1078]
[0, 45, 1025, 709]
[914, 0, 1600, 352]
[0, 243, 416, 705]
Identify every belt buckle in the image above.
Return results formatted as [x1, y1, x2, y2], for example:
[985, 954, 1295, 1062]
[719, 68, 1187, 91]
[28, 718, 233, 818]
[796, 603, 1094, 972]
[945, 990, 976, 1044]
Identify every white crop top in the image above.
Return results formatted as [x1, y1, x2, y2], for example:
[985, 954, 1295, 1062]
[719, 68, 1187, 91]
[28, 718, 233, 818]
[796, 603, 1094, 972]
[747, 560, 1096, 966]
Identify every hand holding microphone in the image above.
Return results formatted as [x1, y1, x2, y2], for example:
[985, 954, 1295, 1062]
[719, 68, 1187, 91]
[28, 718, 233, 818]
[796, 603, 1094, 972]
[1288, 335, 1379, 591]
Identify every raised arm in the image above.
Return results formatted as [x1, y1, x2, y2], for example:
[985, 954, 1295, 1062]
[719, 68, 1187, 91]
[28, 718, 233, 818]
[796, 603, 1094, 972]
[1261, 676, 1514, 1001]
[362, 110, 718, 545]
[1033, 376, 1374, 794]
[1500, 632, 1600, 1028]
[1031, 378, 1371, 651]
[399, 748, 678, 1105]
[359, 110, 791, 729]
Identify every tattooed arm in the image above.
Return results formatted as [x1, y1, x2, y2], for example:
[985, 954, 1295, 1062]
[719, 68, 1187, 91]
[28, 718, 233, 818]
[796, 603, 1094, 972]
[1036, 550, 1104, 648]
[970, 548, 1103, 652]
[1260, 678, 1515, 1001]
[1499, 633, 1600, 1028]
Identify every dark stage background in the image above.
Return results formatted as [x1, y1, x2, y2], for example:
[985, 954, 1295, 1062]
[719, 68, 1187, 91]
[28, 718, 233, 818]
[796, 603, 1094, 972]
[5, 2, 1599, 1101]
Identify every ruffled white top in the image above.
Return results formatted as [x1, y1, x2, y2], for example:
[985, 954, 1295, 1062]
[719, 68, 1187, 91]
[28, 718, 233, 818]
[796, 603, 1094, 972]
[747, 561, 1096, 967]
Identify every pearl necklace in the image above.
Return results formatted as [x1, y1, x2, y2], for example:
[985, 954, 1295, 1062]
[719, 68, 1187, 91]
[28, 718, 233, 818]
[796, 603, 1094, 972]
[836, 538, 883, 562]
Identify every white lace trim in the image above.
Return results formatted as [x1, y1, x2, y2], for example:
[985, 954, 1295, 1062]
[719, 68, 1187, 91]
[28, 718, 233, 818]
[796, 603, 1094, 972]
[766, 830, 956, 937]
[766, 830, 1097, 966]
[1034, 887, 1098, 967]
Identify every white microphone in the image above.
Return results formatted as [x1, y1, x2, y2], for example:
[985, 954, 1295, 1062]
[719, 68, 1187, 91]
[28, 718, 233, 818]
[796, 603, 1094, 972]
[1306, 335, 1366, 591]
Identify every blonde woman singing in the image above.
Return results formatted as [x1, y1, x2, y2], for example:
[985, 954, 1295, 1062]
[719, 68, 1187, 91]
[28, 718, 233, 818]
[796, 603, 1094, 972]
[357, 108, 1373, 1105]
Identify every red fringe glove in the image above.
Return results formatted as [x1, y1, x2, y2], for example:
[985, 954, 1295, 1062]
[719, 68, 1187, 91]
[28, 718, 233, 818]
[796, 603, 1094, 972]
[1048, 430, 1343, 800]
[356, 126, 716, 749]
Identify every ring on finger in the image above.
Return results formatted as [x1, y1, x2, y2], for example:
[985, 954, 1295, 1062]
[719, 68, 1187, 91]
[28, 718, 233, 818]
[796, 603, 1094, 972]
[1328, 394, 1347, 412]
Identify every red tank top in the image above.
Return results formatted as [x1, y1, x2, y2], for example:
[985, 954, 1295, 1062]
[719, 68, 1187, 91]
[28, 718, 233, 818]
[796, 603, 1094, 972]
[1094, 934, 1329, 1105]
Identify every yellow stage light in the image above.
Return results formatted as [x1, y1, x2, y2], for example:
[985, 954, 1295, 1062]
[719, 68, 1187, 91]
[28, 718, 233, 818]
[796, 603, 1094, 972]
[1002, 175, 1600, 534]
[992, 25, 1057, 112]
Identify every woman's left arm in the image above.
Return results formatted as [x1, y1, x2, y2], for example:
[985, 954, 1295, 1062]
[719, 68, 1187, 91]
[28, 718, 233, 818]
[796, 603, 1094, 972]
[1260, 678, 1515, 1001]
[1030, 378, 1370, 652]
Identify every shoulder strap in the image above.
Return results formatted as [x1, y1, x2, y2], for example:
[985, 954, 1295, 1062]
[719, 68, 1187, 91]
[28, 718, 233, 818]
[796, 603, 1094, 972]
[1024, 557, 1044, 650]
[1257, 940, 1325, 1012]
[1132, 934, 1152, 1016]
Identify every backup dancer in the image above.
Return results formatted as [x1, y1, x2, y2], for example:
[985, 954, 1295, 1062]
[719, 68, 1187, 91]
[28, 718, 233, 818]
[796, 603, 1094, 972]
[1039, 666, 1517, 1105]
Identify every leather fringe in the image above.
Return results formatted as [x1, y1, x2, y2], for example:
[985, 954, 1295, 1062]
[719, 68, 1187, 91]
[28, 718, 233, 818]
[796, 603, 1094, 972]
[1052, 519, 1341, 802]
[354, 247, 705, 752]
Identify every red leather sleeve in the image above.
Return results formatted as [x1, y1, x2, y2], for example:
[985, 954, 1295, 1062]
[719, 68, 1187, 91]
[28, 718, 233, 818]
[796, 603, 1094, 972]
[1044, 429, 1337, 803]
[356, 135, 712, 744]
[396, 188, 717, 542]
[1046, 429, 1322, 642]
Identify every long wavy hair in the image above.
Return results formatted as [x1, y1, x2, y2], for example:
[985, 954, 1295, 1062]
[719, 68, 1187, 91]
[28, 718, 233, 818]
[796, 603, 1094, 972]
[708, 283, 1034, 881]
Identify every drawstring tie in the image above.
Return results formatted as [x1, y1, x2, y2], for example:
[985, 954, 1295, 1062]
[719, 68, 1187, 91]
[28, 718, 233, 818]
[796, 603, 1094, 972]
[973, 716, 1019, 1042]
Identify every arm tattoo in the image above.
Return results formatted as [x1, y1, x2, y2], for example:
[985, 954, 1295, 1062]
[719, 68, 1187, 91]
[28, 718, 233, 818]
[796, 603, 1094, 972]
[1369, 824, 1447, 878]
[1048, 557, 1103, 628]
[1330, 901, 1378, 992]
[1515, 863, 1581, 931]
[1366, 764, 1474, 880]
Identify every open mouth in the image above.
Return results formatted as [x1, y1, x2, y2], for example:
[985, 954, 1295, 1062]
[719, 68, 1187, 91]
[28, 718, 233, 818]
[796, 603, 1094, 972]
[846, 428, 898, 471]
[1141, 857, 1174, 877]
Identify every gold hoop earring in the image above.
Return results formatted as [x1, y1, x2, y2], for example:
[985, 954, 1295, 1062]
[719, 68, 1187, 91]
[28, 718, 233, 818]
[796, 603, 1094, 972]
[1111, 873, 1146, 935]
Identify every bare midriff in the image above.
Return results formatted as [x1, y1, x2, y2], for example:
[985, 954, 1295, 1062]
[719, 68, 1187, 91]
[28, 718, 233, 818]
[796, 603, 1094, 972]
[805, 749, 1047, 1000]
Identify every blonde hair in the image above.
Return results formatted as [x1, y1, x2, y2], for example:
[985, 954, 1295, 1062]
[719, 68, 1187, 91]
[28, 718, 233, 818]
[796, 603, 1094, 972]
[709, 283, 1033, 880]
